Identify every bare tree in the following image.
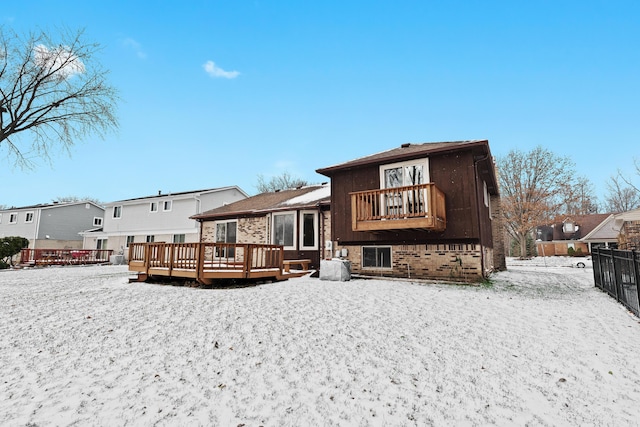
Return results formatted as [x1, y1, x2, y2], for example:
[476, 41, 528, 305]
[256, 171, 308, 193]
[618, 158, 640, 194]
[0, 27, 118, 166]
[604, 175, 640, 213]
[497, 146, 577, 258]
[560, 175, 599, 215]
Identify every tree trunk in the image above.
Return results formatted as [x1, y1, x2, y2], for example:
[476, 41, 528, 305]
[519, 232, 528, 258]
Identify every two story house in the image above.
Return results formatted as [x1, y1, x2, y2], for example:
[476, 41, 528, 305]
[0, 201, 104, 249]
[316, 140, 505, 281]
[84, 186, 248, 258]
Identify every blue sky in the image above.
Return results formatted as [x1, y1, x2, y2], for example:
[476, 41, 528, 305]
[1, 1, 638, 208]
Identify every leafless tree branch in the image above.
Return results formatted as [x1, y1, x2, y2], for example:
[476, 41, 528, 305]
[0, 26, 118, 167]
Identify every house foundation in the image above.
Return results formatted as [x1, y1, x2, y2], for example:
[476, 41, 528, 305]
[334, 243, 490, 282]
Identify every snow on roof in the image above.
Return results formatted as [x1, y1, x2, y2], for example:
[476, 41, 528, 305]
[281, 184, 330, 206]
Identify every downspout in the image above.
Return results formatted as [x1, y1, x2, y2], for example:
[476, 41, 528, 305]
[473, 153, 490, 279]
[319, 204, 325, 260]
[33, 209, 41, 249]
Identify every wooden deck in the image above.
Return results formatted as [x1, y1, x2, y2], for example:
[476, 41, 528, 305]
[128, 242, 310, 285]
[20, 249, 113, 266]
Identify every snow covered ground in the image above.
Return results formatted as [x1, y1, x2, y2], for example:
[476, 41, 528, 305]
[1, 257, 639, 426]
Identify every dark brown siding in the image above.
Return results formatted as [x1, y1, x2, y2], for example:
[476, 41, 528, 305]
[284, 250, 320, 269]
[332, 150, 492, 247]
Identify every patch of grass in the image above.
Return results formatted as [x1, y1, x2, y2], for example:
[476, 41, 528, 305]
[479, 278, 494, 289]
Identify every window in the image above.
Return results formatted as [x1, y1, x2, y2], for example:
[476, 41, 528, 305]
[25, 212, 34, 223]
[379, 158, 430, 216]
[216, 221, 236, 257]
[163, 200, 172, 211]
[9, 213, 18, 224]
[300, 211, 318, 250]
[93, 217, 103, 227]
[96, 239, 108, 250]
[150, 202, 158, 212]
[173, 234, 186, 243]
[362, 246, 392, 269]
[113, 206, 122, 218]
[380, 158, 429, 189]
[126, 236, 135, 247]
[273, 213, 295, 249]
[146, 235, 155, 243]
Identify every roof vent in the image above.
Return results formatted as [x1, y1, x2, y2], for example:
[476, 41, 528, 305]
[401, 143, 411, 148]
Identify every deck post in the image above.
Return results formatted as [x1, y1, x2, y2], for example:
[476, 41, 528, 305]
[244, 244, 253, 279]
[144, 243, 151, 277]
[195, 242, 203, 284]
[168, 243, 175, 277]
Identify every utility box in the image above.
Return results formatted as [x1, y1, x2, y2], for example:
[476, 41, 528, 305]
[320, 259, 351, 281]
[110, 254, 125, 265]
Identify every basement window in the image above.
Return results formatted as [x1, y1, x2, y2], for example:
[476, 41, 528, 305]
[362, 246, 392, 269]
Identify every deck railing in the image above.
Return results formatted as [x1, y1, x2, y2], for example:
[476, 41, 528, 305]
[128, 242, 284, 283]
[20, 248, 113, 266]
[350, 183, 446, 232]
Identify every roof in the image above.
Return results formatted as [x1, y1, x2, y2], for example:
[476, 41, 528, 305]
[547, 214, 613, 240]
[581, 214, 618, 242]
[316, 140, 490, 175]
[192, 184, 330, 221]
[0, 200, 104, 211]
[105, 186, 249, 205]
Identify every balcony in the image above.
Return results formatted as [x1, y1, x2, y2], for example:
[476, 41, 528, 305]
[350, 183, 446, 232]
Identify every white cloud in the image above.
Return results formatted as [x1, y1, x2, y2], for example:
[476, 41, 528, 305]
[33, 44, 85, 80]
[122, 37, 147, 59]
[203, 60, 239, 79]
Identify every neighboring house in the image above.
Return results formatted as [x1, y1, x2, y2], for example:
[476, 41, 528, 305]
[0, 201, 105, 250]
[535, 213, 614, 256]
[316, 140, 505, 281]
[83, 187, 248, 258]
[191, 184, 331, 269]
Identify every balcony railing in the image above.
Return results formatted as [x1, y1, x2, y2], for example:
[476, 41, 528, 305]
[350, 183, 446, 232]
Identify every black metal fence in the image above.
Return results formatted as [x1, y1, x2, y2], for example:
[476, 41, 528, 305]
[592, 247, 640, 317]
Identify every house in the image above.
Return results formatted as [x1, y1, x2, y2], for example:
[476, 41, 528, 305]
[612, 207, 640, 250]
[191, 183, 331, 270]
[0, 201, 104, 250]
[84, 186, 248, 258]
[535, 213, 615, 256]
[316, 140, 505, 281]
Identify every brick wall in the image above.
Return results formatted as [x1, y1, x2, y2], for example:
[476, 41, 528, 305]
[490, 194, 507, 271]
[620, 221, 640, 250]
[202, 217, 268, 245]
[321, 210, 332, 259]
[334, 243, 485, 281]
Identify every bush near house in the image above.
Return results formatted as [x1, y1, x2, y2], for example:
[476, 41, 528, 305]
[0, 236, 29, 269]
